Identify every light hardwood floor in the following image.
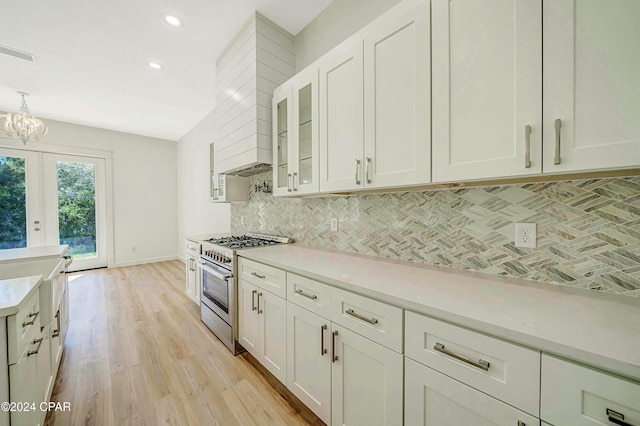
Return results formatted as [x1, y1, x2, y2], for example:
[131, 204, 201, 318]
[44, 260, 322, 426]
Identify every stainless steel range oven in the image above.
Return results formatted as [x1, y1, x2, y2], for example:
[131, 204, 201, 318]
[199, 233, 291, 354]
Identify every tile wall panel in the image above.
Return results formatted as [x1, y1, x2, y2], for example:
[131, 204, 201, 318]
[231, 174, 640, 297]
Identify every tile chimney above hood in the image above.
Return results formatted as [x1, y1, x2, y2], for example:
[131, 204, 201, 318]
[214, 12, 295, 177]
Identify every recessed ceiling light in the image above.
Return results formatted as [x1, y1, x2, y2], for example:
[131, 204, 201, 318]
[163, 14, 183, 27]
[148, 62, 164, 70]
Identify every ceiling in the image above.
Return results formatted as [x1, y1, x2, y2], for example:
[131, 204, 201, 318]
[0, 0, 332, 141]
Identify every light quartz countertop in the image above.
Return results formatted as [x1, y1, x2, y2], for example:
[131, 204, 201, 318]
[0, 245, 68, 265]
[0, 275, 43, 317]
[185, 234, 216, 243]
[239, 244, 640, 381]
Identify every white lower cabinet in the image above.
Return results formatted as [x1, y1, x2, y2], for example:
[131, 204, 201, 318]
[238, 279, 287, 384]
[185, 240, 201, 304]
[541, 355, 640, 426]
[405, 357, 538, 426]
[286, 303, 403, 426]
[331, 323, 403, 426]
[286, 303, 332, 424]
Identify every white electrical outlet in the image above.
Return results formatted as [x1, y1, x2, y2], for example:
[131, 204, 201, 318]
[331, 218, 338, 232]
[515, 223, 536, 248]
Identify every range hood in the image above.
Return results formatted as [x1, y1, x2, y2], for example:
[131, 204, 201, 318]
[214, 12, 295, 177]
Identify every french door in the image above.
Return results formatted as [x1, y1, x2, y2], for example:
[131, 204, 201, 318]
[0, 148, 107, 271]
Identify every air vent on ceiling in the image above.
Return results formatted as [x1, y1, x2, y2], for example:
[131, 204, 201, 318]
[0, 44, 36, 62]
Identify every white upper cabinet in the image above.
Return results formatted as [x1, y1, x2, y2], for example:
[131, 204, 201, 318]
[318, 0, 430, 193]
[543, 0, 640, 173]
[273, 67, 320, 196]
[432, 0, 542, 182]
[319, 38, 365, 192]
[363, 0, 431, 188]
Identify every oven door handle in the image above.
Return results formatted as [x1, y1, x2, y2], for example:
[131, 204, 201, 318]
[198, 262, 232, 281]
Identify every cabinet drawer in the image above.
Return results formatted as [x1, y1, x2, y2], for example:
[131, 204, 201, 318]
[541, 355, 640, 426]
[7, 290, 41, 365]
[405, 357, 539, 426]
[286, 273, 331, 319]
[238, 257, 286, 298]
[186, 240, 201, 255]
[405, 311, 540, 416]
[331, 287, 403, 352]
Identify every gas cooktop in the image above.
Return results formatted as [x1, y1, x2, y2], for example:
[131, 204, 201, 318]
[206, 233, 292, 250]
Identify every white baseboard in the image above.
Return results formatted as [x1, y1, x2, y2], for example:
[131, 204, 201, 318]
[110, 255, 180, 268]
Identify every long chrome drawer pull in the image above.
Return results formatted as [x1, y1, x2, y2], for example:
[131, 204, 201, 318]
[332, 330, 339, 362]
[27, 338, 44, 357]
[257, 292, 263, 314]
[345, 308, 378, 325]
[607, 408, 635, 426]
[354, 159, 361, 185]
[22, 311, 39, 328]
[366, 157, 372, 184]
[320, 324, 328, 355]
[434, 342, 490, 371]
[52, 310, 61, 338]
[524, 125, 532, 168]
[251, 272, 266, 279]
[295, 289, 318, 300]
[293, 172, 298, 191]
[251, 290, 257, 311]
[554, 118, 562, 165]
[287, 173, 292, 192]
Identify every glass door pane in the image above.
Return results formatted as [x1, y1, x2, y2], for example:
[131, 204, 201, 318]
[298, 83, 313, 185]
[0, 148, 41, 249]
[277, 98, 289, 188]
[0, 155, 27, 249]
[56, 161, 97, 259]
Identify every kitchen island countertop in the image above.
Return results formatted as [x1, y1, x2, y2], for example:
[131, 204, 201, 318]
[0, 245, 68, 265]
[0, 275, 43, 317]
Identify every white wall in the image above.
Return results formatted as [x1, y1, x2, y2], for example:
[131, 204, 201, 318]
[294, 0, 401, 71]
[1, 119, 179, 267]
[177, 109, 231, 260]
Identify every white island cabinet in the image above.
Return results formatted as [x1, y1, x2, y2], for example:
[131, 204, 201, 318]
[0, 246, 70, 426]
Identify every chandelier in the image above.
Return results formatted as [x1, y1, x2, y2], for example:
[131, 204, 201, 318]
[1, 91, 48, 144]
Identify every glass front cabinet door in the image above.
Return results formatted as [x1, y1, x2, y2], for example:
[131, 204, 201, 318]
[273, 67, 319, 196]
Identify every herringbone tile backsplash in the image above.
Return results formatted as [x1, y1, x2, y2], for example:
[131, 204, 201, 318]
[231, 174, 640, 297]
